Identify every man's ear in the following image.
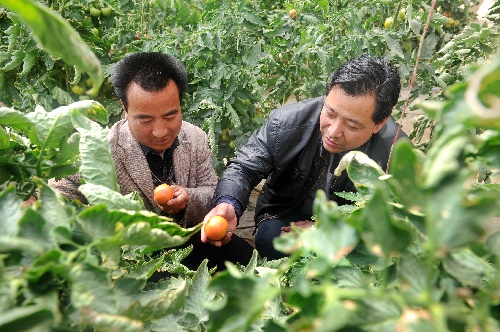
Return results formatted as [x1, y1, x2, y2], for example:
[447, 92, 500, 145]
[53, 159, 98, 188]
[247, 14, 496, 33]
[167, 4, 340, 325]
[120, 99, 128, 119]
[373, 116, 389, 134]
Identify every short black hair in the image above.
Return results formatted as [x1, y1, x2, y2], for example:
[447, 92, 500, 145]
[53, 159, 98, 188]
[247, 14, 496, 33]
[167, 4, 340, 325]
[326, 55, 401, 124]
[110, 52, 188, 110]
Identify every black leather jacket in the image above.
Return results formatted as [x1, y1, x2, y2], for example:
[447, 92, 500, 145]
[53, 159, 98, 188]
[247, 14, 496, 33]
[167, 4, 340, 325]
[213, 96, 408, 226]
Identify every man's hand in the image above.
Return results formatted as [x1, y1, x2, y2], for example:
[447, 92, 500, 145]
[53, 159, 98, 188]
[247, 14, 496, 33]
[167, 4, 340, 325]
[201, 203, 237, 247]
[281, 220, 315, 234]
[157, 184, 188, 214]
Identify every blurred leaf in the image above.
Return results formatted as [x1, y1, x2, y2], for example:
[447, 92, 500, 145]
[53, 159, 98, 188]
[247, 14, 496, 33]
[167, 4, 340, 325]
[0, 107, 34, 132]
[389, 140, 426, 211]
[0, 186, 23, 236]
[428, 174, 498, 252]
[80, 183, 143, 211]
[360, 186, 413, 257]
[0, 0, 103, 93]
[26, 105, 74, 148]
[207, 266, 280, 332]
[335, 151, 386, 197]
[443, 248, 495, 287]
[72, 110, 118, 191]
[398, 253, 428, 297]
[34, 178, 75, 229]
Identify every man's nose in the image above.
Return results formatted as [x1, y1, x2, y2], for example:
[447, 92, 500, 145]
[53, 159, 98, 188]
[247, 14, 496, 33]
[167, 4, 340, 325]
[152, 122, 168, 137]
[328, 121, 343, 138]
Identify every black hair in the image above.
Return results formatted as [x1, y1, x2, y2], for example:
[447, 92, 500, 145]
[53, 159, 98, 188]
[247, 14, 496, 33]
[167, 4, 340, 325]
[110, 52, 188, 110]
[326, 54, 401, 124]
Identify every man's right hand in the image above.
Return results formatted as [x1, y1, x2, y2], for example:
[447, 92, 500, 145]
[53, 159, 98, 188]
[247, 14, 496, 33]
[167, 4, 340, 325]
[201, 203, 237, 247]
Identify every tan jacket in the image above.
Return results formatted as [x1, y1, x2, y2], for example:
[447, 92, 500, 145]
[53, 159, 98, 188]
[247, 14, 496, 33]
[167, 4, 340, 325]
[49, 119, 218, 227]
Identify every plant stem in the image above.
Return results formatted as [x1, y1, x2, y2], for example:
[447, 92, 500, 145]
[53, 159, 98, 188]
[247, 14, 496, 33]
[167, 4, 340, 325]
[386, 0, 437, 173]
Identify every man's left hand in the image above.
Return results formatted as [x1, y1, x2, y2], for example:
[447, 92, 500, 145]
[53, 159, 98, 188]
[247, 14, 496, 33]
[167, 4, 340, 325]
[281, 220, 315, 234]
[157, 184, 188, 214]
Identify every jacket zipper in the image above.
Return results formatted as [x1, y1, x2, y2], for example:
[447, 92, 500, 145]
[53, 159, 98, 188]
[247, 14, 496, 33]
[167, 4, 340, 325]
[252, 150, 327, 234]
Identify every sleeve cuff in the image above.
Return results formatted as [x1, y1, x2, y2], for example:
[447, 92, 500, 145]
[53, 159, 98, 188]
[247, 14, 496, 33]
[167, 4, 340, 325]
[215, 196, 243, 219]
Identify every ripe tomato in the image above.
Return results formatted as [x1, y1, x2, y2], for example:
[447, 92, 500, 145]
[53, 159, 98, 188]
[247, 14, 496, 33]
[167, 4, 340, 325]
[154, 184, 174, 205]
[204, 216, 229, 241]
[289, 8, 297, 19]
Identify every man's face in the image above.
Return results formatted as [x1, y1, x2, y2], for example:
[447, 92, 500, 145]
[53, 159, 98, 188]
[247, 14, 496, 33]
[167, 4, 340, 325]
[320, 85, 387, 153]
[124, 80, 182, 154]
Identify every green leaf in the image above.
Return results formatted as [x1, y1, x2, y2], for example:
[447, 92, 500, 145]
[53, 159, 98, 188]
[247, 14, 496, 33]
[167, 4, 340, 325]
[421, 135, 469, 189]
[0, 305, 54, 331]
[127, 257, 165, 280]
[303, 192, 358, 264]
[79, 183, 143, 211]
[398, 253, 428, 297]
[72, 110, 118, 191]
[0, 236, 45, 255]
[1, 50, 24, 71]
[78, 205, 200, 237]
[485, 230, 500, 256]
[335, 151, 386, 197]
[184, 260, 214, 324]
[428, 175, 498, 252]
[0, 0, 102, 93]
[0, 186, 23, 236]
[34, 178, 75, 229]
[383, 34, 404, 58]
[389, 140, 426, 212]
[18, 208, 52, 251]
[443, 248, 495, 287]
[421, 32, 437, 59]
[360, 186, 412, 257]
[19, 49, 37, 76]
[207, 265, 281, 332]
[0, 126, 8, 149]
[70, 100, 109, 124]
[121, 279, 187, 321]
[409, 18, 422, 35]
[51, 86, 74, 106]
[69, 263, 117, 313]
[0, 107, 34, 132]
[80, 312, 144, 332]
[26, 105, 74, 148]
[242, 12, 265, 26]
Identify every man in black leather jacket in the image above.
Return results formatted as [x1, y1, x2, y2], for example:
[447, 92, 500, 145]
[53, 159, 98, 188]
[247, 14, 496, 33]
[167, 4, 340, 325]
[202, 55, 409, 260]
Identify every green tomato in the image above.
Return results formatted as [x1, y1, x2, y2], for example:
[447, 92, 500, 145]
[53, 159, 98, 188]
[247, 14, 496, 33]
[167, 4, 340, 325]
[384, 17, 394, 29]
[101, 7, 112, 16]
[398, 8, 406, 20]
[71, 85, 86, 95]
[91, 28, 99, 36]
[89, 6, 101, 17]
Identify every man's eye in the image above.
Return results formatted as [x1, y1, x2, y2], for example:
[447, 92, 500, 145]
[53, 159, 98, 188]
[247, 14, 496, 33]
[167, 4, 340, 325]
[139, 119, 153, 124]
[347, 125, 359, 131]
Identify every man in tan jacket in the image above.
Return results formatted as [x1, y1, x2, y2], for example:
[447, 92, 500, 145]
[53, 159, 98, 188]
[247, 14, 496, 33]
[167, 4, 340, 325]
[50, 52, 253, 275]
